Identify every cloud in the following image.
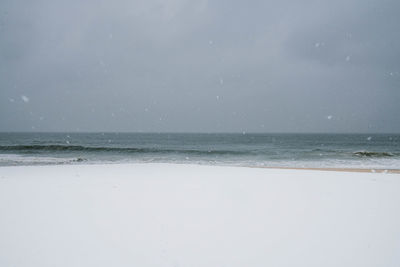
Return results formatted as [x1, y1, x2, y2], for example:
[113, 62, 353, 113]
[0, 0, 399, 132]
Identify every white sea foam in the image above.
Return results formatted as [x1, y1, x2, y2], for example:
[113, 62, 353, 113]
[0, 154, 85, 166]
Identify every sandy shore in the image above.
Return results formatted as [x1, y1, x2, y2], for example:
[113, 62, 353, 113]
[259, 166, 400, 174]
[1, 163, 400, 267]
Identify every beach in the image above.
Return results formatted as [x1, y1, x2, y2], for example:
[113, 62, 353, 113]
[1, 163, 399, 267]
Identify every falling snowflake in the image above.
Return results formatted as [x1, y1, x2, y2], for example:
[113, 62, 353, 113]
[314, 42, 324, 48]
[21, 95, 29, 103]
[327, 115, 333, 120]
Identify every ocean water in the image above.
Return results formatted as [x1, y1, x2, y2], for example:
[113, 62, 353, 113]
[0, 132, 399, 169]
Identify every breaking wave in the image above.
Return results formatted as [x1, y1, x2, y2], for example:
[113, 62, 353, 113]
[0, 154, 86, 165]
[353, 151, 394, 157]
[0, 145, 249, 156]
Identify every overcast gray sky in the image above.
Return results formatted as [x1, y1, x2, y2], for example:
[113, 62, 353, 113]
[1, 0, 399, 133]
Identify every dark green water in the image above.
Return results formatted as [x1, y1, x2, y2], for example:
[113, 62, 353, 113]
[0, 133, 399, 168]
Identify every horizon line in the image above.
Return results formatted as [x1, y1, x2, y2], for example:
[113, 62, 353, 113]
[0, 131, 399, 135]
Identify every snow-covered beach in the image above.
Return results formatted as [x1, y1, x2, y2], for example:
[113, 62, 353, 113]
[1, 163, 400, 267]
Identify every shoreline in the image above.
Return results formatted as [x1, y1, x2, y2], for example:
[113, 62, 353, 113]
[1, 162, 400, 174]
[257, 166, 400, 174]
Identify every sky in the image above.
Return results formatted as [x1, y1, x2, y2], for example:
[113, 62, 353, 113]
[0, 0, 399, 133]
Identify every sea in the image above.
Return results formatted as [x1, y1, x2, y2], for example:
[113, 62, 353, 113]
[0, 132, 399, 169]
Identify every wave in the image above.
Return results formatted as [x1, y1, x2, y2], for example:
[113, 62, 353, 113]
[353, 151, 394, 157]
[0, 145, 249, 156]
[311, 149, 397, 158]
[0, 154, 86, 165]
[1, 145, 397, 160]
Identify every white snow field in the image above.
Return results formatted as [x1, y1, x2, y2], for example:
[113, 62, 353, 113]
[0, 163, 399, 267]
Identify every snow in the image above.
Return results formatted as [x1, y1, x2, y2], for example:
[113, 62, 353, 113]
[21, 95, 30, 103]
[0, 163, 399, 267]
[314, 42, 324, 48]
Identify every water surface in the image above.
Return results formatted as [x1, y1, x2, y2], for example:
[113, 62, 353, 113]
[0, 133, 399, 169]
